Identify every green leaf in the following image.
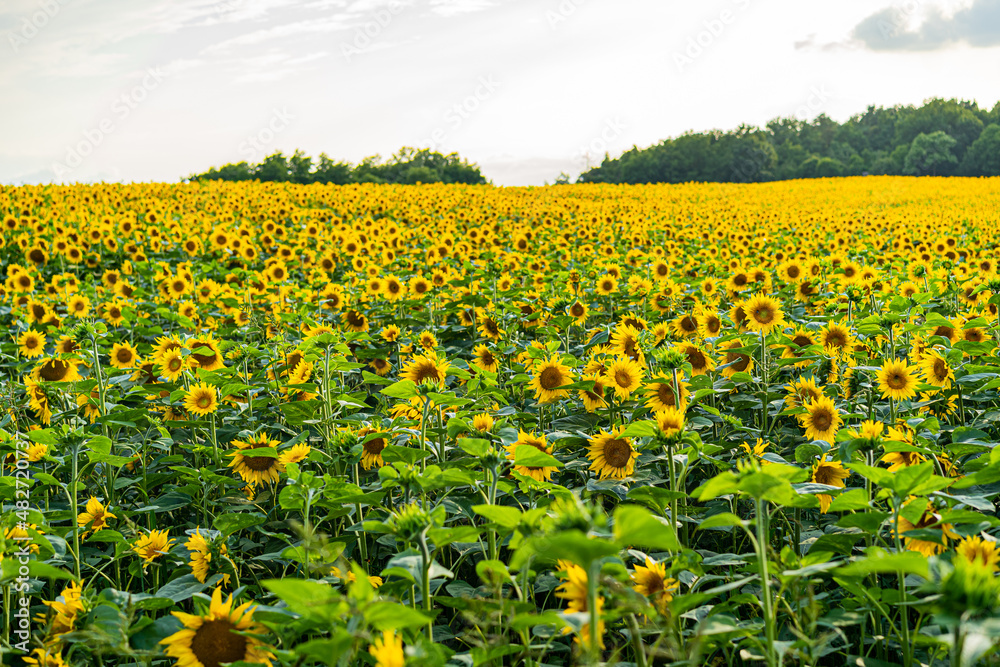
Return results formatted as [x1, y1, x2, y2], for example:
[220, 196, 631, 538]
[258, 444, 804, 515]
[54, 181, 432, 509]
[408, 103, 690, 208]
[827, 488, 870, 512]
[513, 445, 562, 468]
[382, 380, 418, 399]
[836, 548, 929, 579]
[613, 505, 680, 551]
[527, 530, 619, 568]
[472, 504, 522, 530]
[364, 602, 434, 630]
[213, 513, 265, 537]
[698, 513, 748, 530]
[620, 421, 658, 438]
[836, 512, 888, 533]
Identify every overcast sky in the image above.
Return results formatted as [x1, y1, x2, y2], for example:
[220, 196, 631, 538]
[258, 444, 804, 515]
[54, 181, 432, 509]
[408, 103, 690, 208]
[2, 0, 999, 186]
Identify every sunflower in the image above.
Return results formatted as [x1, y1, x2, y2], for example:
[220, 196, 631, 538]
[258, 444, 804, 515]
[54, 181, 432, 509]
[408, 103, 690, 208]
[719, 339, 754, 378]
[159, 349, 187, 382]
[341, 309, 369, 333]
[472, 413, 494, 432]
[369, 357, 392, 376]
[919, 349, 953, 389]
[369, 629, 404, 667]
[819, 322, 853, 356]
[740, 438, 770, 463]
[587, 427, 638, 480]
[477, 314, 503, 340]
[109, 341, 140, 370]
[77, 496, 115, 536]
[631, 557, 679, 614]
[358, 427, 388, 470]
[567, 301, 588, 325]
[381, 325, 401, 342]
[417, 331, 438, 350]
[505, 431, 559, 482]
[671, 314, 699, 339]
[895, 502, 957, 557]
[401, 352, 449, 387]
[186, 529, 228, 584]
[799, 396, 842, 442]
[279, 443, 311, 466]
[880, 447, 926, 472]
[555, 560, 605, 650]
[17, 330, 46, 358]
[610, 324, 644, 362]
[578, 375, 609, 412]
[529, 355, 573, 403]
[956, 535, 1000, 572]
[596, 275, 617, 295]
[675, 342, 715, 375]
[133, 529, 175, 563]
[160, 587, 274, 667]
[229, 433, 285, 486]
[742, 293, 786, 335]
[697, 309, 723, 338]
[603, 356, 644, 399]
[811, 455, 849, 512]
[876, 359, 918, 401]
[184, 382, 219, 416]
[472, 344, 499, 373]
[187, 335, 225, 372]
[66, 294, 91, 318]
[33, 358, 82, 383]
[383, 275, 406, 301]
[781, 329, 817, 367]
[785, 375, 823, 410]
[25, 377, 52, 424]
[22, 648, 66, 667]
[643, 379, 688, 412]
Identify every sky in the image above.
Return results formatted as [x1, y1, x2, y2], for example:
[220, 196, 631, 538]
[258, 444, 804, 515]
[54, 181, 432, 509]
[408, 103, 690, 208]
[2, 0, 999, 186]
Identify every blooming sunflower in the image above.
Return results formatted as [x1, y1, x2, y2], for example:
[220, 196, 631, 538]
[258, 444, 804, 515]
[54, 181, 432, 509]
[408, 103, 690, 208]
[567, 301, 588, 325]
[160, 587, 274, 667]
[587, 427, 638, 480]
[719, 339, 755, 378]
[472, 344, 499, 374]
[578, 375, 609, 412]
[895, 502, 957, 557]
[799, 396, 842, 442]
[187, 335, 225, 372]
[228, 433, 285, 486]
[358, 427, 388, 470]
[133, 529, 175, 563]
[109, 341, 140, 370]
[555, 560, 605, 650]
[602, 356, 644, 399]
[785, 375, 823, 410]
[781, 329, 817, 368]
[675, 342, 715, 375]
[17, 330, 46, 359]
[919, 349, 953, 389]
[401, 352, 449, 387]
[876, 358, 918, 400]
[504, 430, 559, 482]
[184, 382, 219, 416]
[819, 322, 853, 357]
[610, 324, 644, 362]
[643, 379, 688, 412]
[77, 496, 115, 536]
[158, 349, 186, 382]
[741, 438, 770, 464]
[742, 293, 786, 335]
[811, 455, 849, 512]
[956, 535, 1000, 572]
[529, 355, 573, 403]
[32, 358, 82, 383]
[631, 557, 679, 614]
[655, 407, 685, 438]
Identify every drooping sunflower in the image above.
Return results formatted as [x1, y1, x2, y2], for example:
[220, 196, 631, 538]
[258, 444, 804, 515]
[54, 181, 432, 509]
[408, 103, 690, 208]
[671, 313, 699, 339]
[186, 529, 228, 584]
[381, 324, 402, 342]
[187, 335, 225, 372]
[719, 339, 754, 378]
[742, 293, 786, 335]
[675, 342, 715, 375]
[631, 557, 679, 614]
[919, 349, 953, 389]
[183, 382, 219, 416]
[643, 378, 689, 412]
[781, 329, 817, 368]
[160, 587, 274, 667]
[17, 330, 46, 359]
[401, 352, 449, 387]
[876, 358, 918, 401]
[358, 427, 388, 470]
[895, 502, 958, 557]
[799, 396, 842, 442]
[555, 560, 605, 650]
[785, 375, 823, 410]
[477, 313, 504, 340]
[133, 529, 175, 563]
[655, 407, 685, 438]
[578, 375, 609, 412]
[811, 455, 849, 512]
[228, 433, 285, 486]
[610, 323, 644, 362]
[369, 357, 392, 376]
[472, 344, 499, 374]
[32, 358, 82, 383]
[529, 355, 573, 403]
[956, 535, 1000, 572]
[603, 356, 644, 399]
[587, 427, 638, 480]
[109, 341, 140, 370]
[505, 430, 559, 482]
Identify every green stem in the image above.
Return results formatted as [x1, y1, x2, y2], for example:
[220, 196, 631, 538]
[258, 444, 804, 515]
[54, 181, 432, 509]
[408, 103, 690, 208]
[755, 498, 776, 667]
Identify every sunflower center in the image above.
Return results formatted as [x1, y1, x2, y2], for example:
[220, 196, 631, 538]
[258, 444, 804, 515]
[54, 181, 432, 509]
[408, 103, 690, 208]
[733, 274, 747, 286]
[116, 349, 132, 363]
[413, 361, 441, 383]
[196, 395, 211, 409]
[570, 304, 585, 317]
[363, 438, 386, 456]
[886, 373, 906, 389]
[966, 329, 983, 342]
[933, 326, 953, 339]
[39, 360, 70, 381]
[539, 366, 564, 390]
[933, 359, 947, 379]
[680, 316, 696, 332]
[811, 409, 832, 431]
[792, 335, 811, 348]
[727, 351, 749, 372]
[603, 439, 631, 468]
[242, 455, 278, 471]
[480, 351, 495, 366]
[685, 348, 706, 369]
[614, 370, 633, 388]
[191, 619, 248, 667]
[787, 266, 800, 279]
[657, 384, 677, 406]
[753, 307, 773, 324]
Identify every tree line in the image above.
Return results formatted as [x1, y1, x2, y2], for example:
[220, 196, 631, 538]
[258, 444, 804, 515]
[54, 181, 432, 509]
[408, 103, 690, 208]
[578, 98, 1000, 183]
[187, 147, 486, 185]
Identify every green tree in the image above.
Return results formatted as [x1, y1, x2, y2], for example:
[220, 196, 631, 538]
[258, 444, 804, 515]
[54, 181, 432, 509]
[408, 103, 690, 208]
[903, 131, 958, 176]
[961, 124, 1000, 177]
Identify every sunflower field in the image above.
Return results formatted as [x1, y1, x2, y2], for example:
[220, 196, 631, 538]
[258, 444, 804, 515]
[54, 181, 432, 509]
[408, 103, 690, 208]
[4, 176, 1000, 667]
